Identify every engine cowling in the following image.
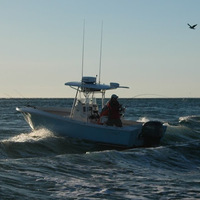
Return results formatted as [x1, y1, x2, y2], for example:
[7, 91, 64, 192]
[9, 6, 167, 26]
[140, 121, 164, 147]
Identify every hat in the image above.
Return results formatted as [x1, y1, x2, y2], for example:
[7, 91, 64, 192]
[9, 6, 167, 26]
[111, 94, 118, 99]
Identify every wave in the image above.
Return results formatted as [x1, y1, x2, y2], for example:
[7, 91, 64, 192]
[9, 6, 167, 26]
[179, 115, 200, 125]
[85, 140, 200, 173]
[178, 115, 200, 133]
[161, 123, 200, 146]
[2, 129, 56, 143]
[0, 120, 200, 160]
[0, 129, 103, 159]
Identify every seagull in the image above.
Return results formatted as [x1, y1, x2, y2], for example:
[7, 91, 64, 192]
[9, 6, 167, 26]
[188, 23, 197, 29]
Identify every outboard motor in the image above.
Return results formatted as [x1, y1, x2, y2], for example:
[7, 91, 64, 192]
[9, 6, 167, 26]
[140, 121, 164, 147]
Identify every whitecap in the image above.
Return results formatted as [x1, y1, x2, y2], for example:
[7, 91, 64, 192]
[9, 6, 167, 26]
[2, 129, 56, 143]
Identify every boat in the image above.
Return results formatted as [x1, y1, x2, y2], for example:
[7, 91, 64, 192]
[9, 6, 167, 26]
[16, 76, 167, 148]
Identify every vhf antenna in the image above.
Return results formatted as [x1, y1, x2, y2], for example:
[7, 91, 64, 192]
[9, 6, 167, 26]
[98, 21, 103, 84]
[81, 19, 85, 80]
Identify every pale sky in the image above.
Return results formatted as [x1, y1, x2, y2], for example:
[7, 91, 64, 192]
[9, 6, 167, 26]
[0, 0, 200, 98]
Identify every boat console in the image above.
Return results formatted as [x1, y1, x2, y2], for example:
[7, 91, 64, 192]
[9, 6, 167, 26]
[72, 99, 100, 123]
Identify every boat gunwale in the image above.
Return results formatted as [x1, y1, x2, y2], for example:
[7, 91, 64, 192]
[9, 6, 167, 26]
[16, 106, 143, 131]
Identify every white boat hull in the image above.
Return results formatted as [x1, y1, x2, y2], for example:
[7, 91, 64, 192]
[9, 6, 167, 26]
[16, 106, 166, 148]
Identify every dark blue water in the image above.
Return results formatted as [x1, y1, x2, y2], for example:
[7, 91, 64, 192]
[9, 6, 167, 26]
[0, 98, 200, 199]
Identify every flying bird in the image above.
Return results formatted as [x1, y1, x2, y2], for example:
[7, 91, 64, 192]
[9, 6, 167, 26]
[188, 23, 197, 29]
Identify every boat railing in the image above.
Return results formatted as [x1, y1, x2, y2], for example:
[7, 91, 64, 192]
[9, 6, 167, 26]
[41, 107, 71, 117]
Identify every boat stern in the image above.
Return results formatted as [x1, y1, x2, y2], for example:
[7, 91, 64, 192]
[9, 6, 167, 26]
[139, 121, 166, 147]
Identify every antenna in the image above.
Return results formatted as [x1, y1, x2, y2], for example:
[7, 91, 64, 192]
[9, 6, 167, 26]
[98, 21, 103, 84]
[81, 20, 85, 80]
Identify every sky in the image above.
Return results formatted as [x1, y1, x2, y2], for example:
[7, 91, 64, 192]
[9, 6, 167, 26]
[0, 0, 200, 98]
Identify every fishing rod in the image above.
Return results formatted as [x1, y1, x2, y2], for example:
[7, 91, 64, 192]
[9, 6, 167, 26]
[3, 93, 27, 105]
[132, 94, 168, 98]
[3, 92, 34, 107]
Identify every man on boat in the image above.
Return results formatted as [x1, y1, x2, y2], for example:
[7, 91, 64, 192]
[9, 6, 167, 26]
[100, 94, 123, 127]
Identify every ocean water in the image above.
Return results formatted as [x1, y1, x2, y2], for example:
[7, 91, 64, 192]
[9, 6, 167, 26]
[0, 98, 200, 200]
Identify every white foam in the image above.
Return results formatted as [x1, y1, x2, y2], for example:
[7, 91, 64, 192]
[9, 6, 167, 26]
[179, 115, 200, 123]
[137, 117, 149, 123]
[2, 129, 55, 143]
